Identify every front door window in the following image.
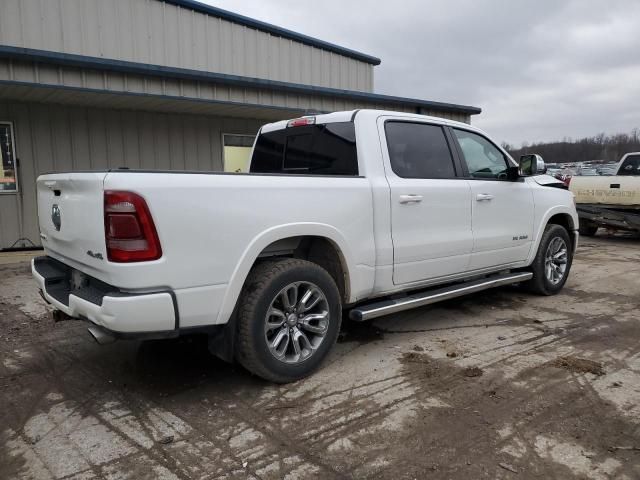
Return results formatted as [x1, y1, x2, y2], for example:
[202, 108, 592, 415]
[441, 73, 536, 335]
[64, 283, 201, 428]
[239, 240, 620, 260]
[453, 129, 509, 179]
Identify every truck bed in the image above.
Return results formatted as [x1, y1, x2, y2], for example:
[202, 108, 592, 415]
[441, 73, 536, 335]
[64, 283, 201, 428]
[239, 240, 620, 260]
[570, 175, 640, 206]
[36, 170, 376, 328]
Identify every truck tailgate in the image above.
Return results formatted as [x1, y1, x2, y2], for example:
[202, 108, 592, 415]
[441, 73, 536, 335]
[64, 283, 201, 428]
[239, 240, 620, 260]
[37, 173, 107, 269]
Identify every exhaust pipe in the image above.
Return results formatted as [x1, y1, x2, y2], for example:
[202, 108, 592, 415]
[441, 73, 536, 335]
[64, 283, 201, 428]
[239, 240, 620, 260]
[87, 325, 116, 345]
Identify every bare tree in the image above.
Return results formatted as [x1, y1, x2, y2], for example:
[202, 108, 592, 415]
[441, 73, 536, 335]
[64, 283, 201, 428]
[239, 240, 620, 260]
[506, 129, 640, 164]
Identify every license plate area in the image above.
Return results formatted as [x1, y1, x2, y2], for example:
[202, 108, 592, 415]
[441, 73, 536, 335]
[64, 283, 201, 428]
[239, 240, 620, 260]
[34, 256, 117, 307]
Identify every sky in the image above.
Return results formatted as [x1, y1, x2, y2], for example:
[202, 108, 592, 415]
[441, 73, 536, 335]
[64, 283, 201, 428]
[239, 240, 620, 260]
[203, 0, 640, 147]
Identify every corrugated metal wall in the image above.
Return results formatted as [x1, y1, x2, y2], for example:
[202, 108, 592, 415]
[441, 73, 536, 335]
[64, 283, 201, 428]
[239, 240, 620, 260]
[0, 58, 470, 124]
[0, 0, 374, 92]
[0, 100, 264, 249]
[0, 58, 391, 119]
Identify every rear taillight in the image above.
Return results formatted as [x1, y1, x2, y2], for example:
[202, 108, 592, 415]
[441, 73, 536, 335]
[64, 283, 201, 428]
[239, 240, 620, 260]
[104, 191, 162, 262]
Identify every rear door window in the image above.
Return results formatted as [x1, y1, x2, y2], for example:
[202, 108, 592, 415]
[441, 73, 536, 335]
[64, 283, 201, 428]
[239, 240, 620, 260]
[251, 122, 358, 175]
[384, 121, 456, 179]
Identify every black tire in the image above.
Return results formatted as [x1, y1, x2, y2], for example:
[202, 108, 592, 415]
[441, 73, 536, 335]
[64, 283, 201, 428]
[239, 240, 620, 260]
[578, 222, 599, 237]
[235, 258, 342, 383]
[525, 224, 573, 296]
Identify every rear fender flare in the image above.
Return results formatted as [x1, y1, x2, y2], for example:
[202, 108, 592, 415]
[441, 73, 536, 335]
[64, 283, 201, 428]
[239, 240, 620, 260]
[215, 223, 355, 324]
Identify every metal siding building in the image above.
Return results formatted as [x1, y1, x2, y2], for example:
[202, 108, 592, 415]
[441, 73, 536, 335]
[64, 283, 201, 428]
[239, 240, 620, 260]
[0, 0, 480, 249]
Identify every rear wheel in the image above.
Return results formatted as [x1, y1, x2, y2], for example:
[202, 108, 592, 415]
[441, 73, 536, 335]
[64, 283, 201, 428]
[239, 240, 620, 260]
[526, 224, 573, 295]
[235, 258, 341, 383]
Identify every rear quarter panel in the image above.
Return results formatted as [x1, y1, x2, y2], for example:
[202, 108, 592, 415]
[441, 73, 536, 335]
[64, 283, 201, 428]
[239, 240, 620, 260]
[103, 172, 376, 324]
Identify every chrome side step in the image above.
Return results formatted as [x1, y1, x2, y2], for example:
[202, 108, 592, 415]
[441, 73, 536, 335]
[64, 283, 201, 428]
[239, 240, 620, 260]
[349, 272, 533, 322]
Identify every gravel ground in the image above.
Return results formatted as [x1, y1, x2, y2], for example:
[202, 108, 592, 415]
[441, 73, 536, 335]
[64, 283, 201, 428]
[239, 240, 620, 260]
[1, 235, 639, 479]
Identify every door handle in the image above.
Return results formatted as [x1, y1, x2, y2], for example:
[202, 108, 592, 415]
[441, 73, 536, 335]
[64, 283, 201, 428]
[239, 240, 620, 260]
[399, 194, 423, 204]
[476, 193, 494, 201]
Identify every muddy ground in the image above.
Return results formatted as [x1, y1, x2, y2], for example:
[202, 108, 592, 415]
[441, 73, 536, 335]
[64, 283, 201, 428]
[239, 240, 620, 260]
[1, 234, 639, 479]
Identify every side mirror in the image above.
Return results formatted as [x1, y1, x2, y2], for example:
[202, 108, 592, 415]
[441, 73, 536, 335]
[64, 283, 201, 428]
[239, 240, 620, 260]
[519, 154, 547, 176]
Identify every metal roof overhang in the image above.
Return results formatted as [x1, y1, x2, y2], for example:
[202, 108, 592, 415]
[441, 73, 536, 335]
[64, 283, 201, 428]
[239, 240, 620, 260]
[0, 82, 307, 120]
[0, 47, 481, 117]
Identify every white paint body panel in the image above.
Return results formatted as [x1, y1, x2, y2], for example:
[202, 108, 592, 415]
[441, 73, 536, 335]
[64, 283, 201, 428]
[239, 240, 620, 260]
[467, 179, 534, 270]
[34, 110, 578, 333]
[374, 114, 474, 285]
[32, 260, 175, 332]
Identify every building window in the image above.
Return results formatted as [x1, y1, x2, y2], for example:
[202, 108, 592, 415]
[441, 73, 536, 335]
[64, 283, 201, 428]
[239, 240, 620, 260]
[0, 122, 17, 193]
[223, 134, 255, 173]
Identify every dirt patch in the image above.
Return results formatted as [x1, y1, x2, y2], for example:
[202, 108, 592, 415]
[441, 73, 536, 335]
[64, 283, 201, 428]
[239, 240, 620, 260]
[0, 262, 31, 277]
[392, 348, 638, 479]
[549, 356, 605, 376]
[3, 237, 640, 480]
[401, 351, 441, 378]
[462, 366, 483, 378]
[0, 301, 54, 346]
[402, 351, 426, 362]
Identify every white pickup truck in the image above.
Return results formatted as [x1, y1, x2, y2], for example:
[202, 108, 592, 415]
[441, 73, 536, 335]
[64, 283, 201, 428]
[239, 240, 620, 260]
[569, 152, 640, 235]
[33, 110, 578, 382]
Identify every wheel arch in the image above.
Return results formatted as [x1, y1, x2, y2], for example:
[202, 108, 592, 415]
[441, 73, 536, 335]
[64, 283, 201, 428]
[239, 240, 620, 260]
[215, 224, 355, 325]
[547, 212, 575, 230]
[527, 207, 578, 264]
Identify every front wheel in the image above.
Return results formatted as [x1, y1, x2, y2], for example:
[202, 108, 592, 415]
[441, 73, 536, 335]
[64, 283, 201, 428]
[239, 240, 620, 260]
[235, 258, 342, 383]
[525, 224, 573, 295]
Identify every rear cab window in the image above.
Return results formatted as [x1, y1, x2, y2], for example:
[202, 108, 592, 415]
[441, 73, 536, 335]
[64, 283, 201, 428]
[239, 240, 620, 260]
[251, 122, 358, 175]
[619, 154, 640, 176]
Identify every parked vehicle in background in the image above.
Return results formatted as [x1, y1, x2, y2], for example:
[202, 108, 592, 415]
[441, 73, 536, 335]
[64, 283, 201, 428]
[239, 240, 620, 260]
[570, 152, 640, 235]
[577, 167, 598, 177]
[32, 110, 578, 382]
[596, 164, 619, 176]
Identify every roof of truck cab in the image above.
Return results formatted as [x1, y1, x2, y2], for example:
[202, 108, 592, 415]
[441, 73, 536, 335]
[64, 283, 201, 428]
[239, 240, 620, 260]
[259, 110, 482, 133]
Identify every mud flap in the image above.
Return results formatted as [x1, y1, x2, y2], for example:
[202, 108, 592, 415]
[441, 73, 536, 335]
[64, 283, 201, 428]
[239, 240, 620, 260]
[207, 310, 238, 363]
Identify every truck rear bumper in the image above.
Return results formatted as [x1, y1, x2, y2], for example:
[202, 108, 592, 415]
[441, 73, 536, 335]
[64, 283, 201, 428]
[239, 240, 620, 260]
[32, 256, 178, 335]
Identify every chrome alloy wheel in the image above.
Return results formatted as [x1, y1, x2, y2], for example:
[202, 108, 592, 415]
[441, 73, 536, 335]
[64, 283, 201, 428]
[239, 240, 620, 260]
[264, 282, 330, 364]
[544, 237, 568, 285]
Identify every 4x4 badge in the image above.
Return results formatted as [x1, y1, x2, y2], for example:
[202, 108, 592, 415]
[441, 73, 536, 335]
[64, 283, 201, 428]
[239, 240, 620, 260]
[51, 204, 61, 231]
